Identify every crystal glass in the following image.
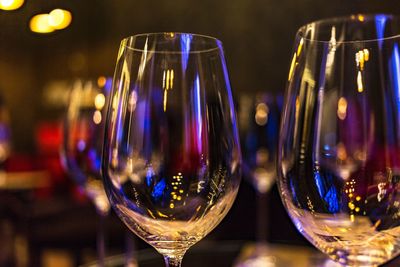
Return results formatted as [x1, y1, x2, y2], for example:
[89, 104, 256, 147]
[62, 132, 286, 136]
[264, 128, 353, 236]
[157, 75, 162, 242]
[102, 33, 241, 267]
[0, 94, 11, 168]
[234, 93, 281, 267]
[278, 14, 400, 266]
[61, 79, 111, 266]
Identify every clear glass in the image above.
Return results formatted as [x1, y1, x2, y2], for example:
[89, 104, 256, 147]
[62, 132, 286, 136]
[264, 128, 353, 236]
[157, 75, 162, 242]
[278, 14, 400, 266]
[102, 33, 242, 267]
[61, 79, 111, 266]
[234, 93, 282, 267]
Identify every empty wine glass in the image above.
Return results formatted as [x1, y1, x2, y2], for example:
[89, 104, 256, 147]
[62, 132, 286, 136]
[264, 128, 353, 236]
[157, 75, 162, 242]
[62, 79, 111, 266]
[278, 14, 400, 266]
[102, 32, 241, 267]
[234, 93, 281, 267]
[0, 93, 11, 169]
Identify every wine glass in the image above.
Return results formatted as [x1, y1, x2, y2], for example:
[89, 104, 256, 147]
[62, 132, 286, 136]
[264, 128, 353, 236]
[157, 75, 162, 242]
[0, 93, 11, 169]
[234, 93, 281, 267]
[278, 14, 400, 266]
[102, 32, 241, 267]
[61, 79, 111, 266]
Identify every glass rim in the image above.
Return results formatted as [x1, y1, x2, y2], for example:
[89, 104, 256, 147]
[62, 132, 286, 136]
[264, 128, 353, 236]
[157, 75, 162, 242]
[296, 13, 400, 44]
[121, 32, 223, 54]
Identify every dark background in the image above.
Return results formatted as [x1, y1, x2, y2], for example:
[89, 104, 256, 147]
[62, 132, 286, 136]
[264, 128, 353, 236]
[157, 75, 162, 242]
[0, 0, 399, 153]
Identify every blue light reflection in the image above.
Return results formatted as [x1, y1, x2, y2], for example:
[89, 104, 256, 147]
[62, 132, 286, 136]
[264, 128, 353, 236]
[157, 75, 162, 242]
[194, 74, 202, 151]
[314, 170, 340, 213]
[152, 178, 166, 200]
[180, 34, 192, 71]
[375, 14, 388, 48]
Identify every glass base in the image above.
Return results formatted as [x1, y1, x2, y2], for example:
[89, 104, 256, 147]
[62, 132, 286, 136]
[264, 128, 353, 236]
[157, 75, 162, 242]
[233, 243, 285, 267]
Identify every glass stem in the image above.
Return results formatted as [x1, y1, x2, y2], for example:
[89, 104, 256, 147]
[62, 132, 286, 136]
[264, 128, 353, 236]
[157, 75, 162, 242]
[256, 191, 269, 243]
[124, 229, 138, 266]
[164, 255, 183, 267]
[97, 213, 106, 267]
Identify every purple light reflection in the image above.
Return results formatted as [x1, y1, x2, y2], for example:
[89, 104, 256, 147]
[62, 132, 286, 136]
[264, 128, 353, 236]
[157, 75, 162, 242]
[180, 34, 192, 71]
[193, 74, 203, 153]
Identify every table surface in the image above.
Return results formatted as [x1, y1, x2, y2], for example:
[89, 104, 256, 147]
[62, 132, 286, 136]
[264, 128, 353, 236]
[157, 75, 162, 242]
[80, 241, 400, 267]
[0, 170, 51, 190]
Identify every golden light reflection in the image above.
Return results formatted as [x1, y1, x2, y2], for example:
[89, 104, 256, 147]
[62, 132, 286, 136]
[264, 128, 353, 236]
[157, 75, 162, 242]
[165, 32, 175, 38]
[377, 182, 387, 202]
[94, 93, 105, 110]
[128, 91, 137, 112]
[373, 220, 381, 229]
[255, 103, 269, 126]
[288, 53, 297, 81]
[354, 150, 367, 161]
[358, 14, 365, 22]
[111, 148, 118, 168]
[355, 49, 369, 93]
[48, 9, 72, 30]
[163, 69, 174, 112]
[363, 49, 370, 61]
[296, 38, 304, 56]
[337, 143, 348, 161]
[345, 179, 363, 218]
[157, 211, 169, 218]
[93, 110, 102, 124]
[0, 0, 23, 10]
[97, 76, 107, 88]
[29, 14, 55, 34]
[337, 97, 347, 120]
[356, 50, 364, 70]
[147, 209, 156, 219]
[30, 9, 72, 34]
[306, 196, 315, 213]
[357, 71, 363, 92]
[169, 172, 184, 209]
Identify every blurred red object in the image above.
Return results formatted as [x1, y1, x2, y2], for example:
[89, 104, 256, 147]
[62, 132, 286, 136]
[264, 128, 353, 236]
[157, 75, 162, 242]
[35, 122, 63, 155]
[33, 121, 71, 197]
[4, 153, 36, 172]
[34, 121, 90, 203]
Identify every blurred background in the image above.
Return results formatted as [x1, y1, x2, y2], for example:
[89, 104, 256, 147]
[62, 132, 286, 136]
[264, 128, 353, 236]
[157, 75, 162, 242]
[0, 0, 400, 266]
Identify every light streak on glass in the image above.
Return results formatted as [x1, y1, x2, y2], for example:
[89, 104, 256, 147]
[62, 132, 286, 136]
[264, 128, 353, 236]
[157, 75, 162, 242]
[163, 69, 174, 112]
[181, 34, 192, 71]
[194, 75, 203, 152]
[288, 53, 297, 81]
[391, 44, 400, 100]
[297, 38, 304, 56]
[138, 38, 149, 80]
[357, 71, 363, 92]
[375, 14, 388, 48]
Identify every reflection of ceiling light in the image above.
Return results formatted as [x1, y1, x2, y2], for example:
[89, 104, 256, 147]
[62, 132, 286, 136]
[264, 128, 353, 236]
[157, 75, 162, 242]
[97, 76, 107, 88]
[94, 93, 106, 110]
[30, 14, 55, 34]
[48, 9, 72, 30]
[30, 9, 72, 34]
[255, 103, 269, 126]
[0, 0, 24, 11]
